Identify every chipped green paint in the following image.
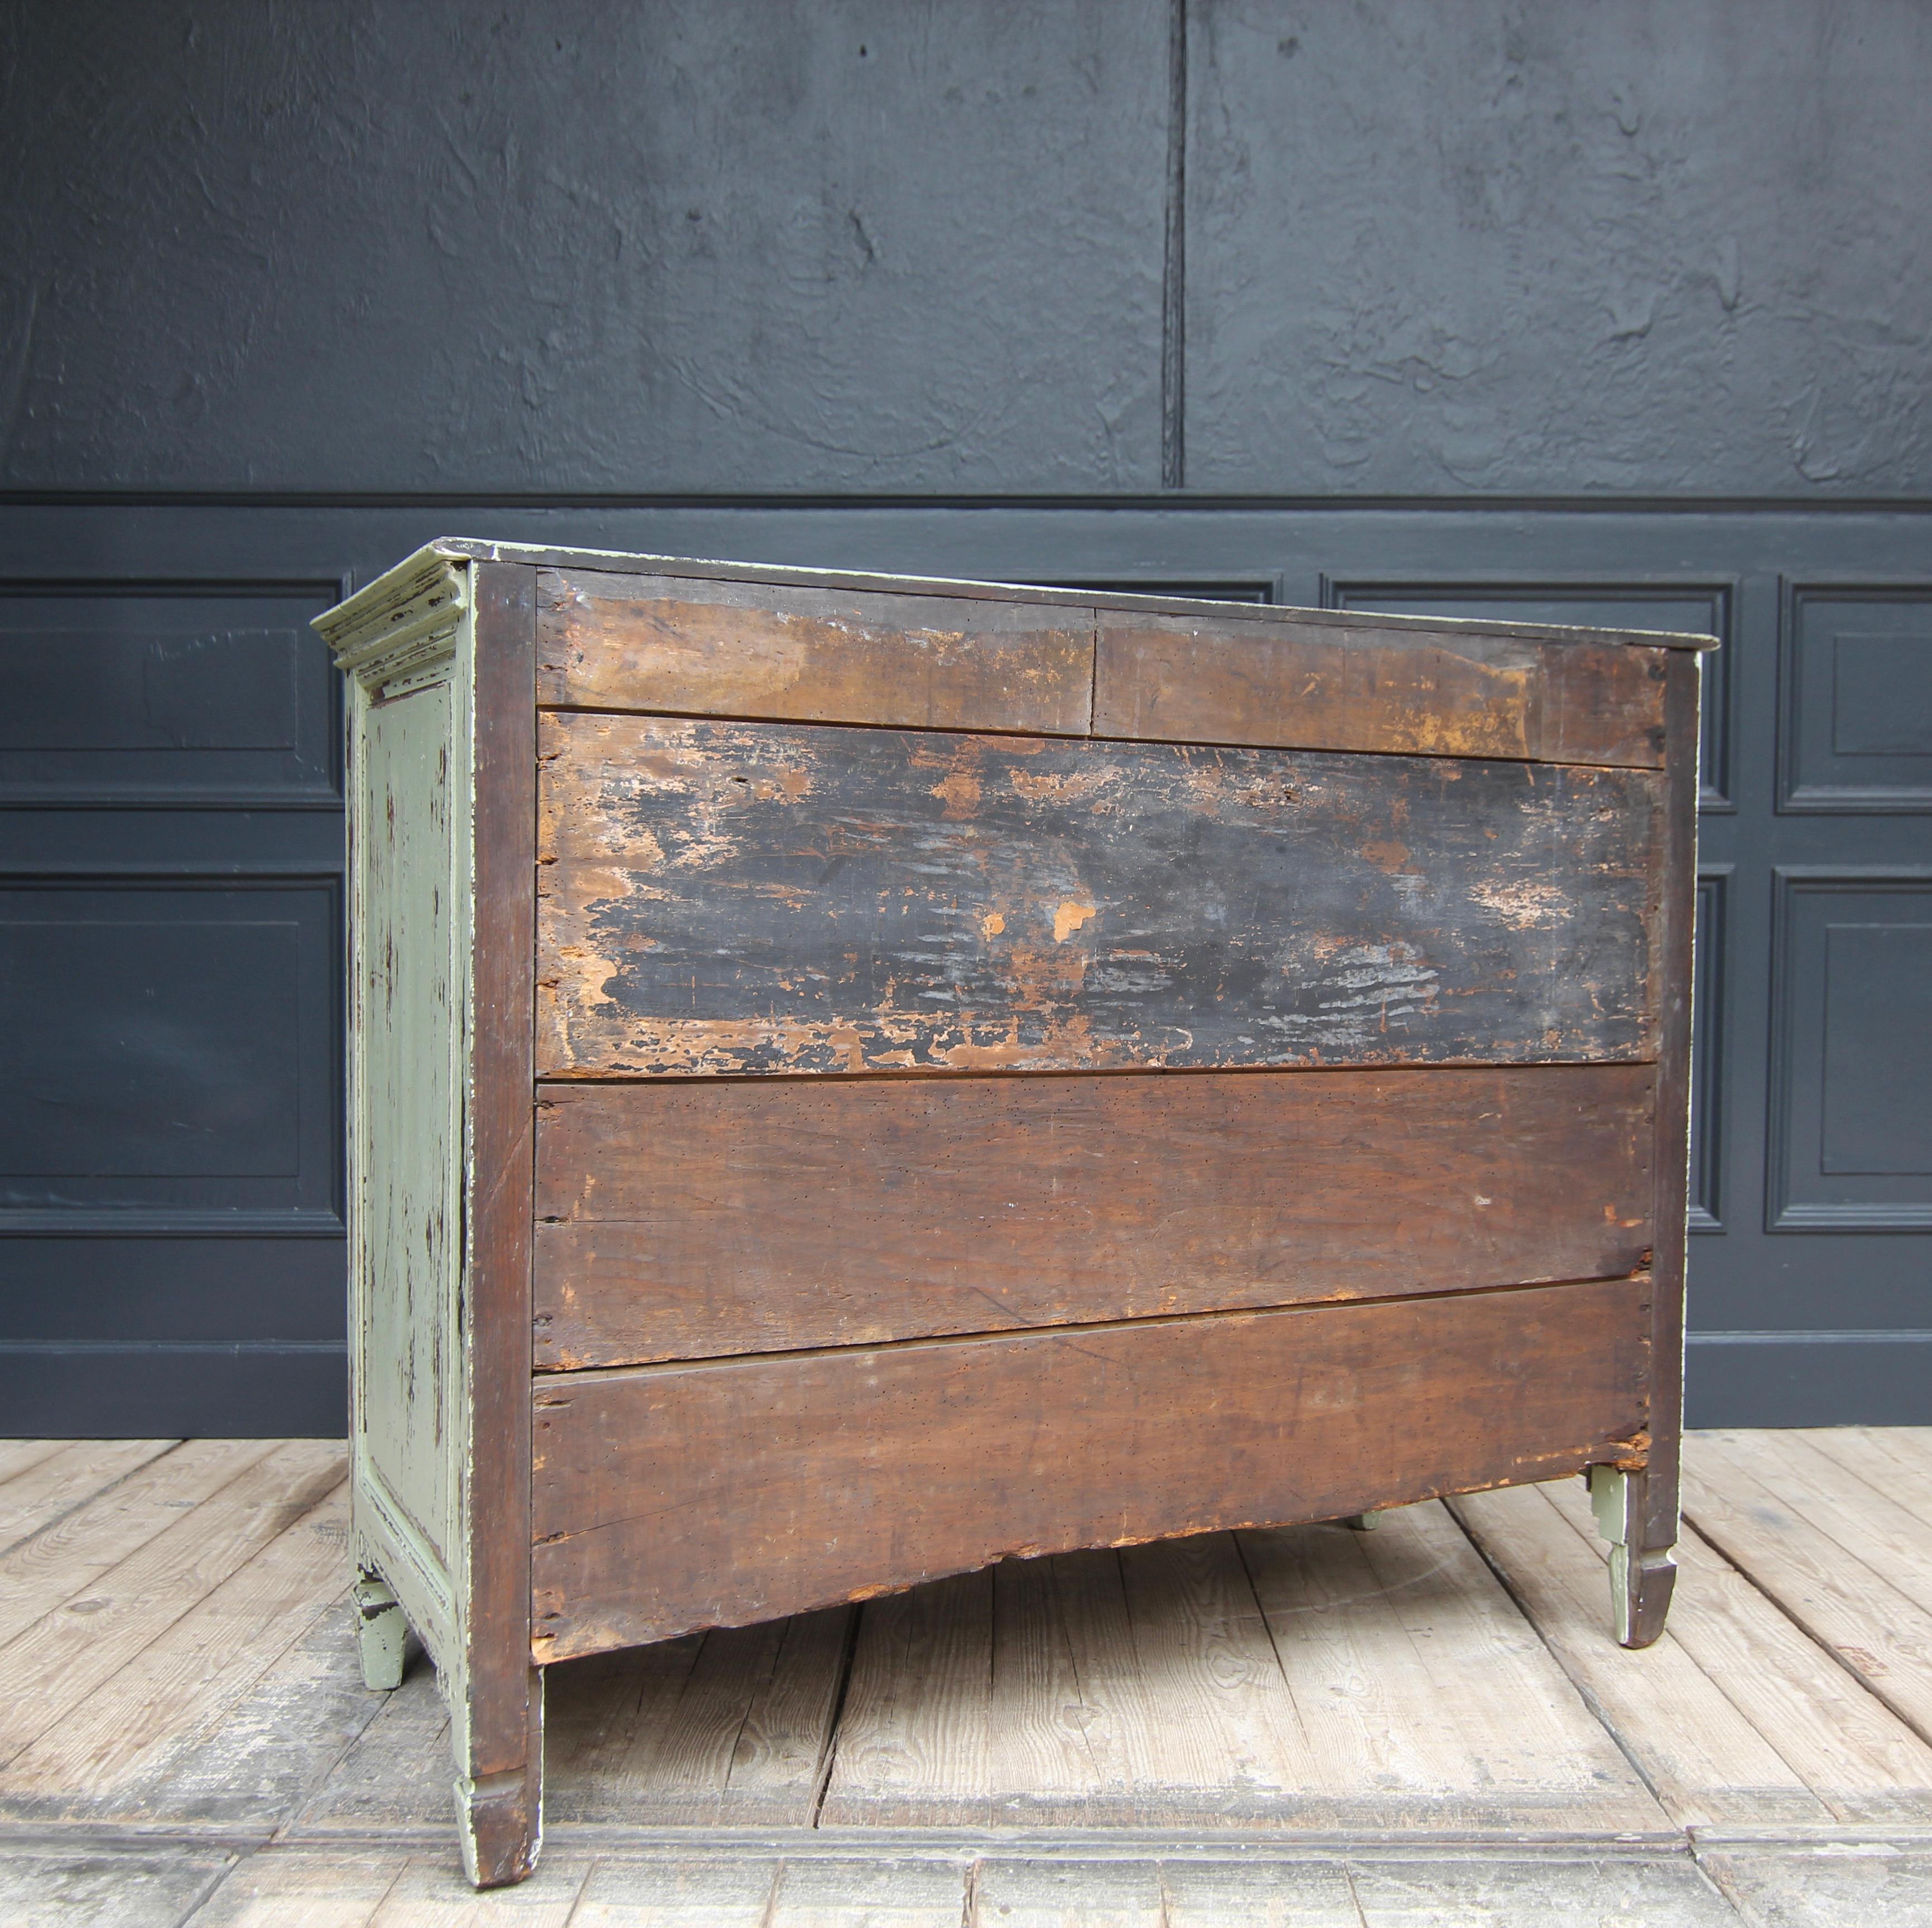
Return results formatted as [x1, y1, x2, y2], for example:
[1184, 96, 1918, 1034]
[317, 550, 513, 1875]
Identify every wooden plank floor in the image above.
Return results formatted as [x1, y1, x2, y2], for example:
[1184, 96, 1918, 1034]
[2, 1433, 1930, 1924]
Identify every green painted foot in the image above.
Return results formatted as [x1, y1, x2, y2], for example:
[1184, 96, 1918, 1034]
[1589, 1467, 1678, 1649]
[354, 1570, 408, 1690]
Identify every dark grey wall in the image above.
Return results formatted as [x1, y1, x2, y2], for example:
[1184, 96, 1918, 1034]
[4, 1, 1929, 495]
[1187, 1, 1932, 493]
[2, 2, 1169, 492]
[3, 2, 1929, 1435]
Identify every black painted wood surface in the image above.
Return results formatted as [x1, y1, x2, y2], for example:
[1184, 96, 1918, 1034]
[538, 712, 1662, 1078]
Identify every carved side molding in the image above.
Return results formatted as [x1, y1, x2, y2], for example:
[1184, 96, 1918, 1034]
[314, 546, 468, 697]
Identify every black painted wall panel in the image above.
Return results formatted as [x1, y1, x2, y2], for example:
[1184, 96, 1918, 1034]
[1780, 586, 1932, 811]
[0, 879, 339, 1220]
[1769, 873, 1932, 1230]
[7, 3, 1930, 495]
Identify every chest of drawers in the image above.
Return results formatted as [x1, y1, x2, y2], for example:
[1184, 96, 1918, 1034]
[318, 543, 1707, 1886]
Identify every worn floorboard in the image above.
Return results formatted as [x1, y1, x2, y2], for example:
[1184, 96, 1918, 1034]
[0, 1440, 277, 1653]
[0, 1441, 180, 1560]
[1451, 1476, 1932, 1829]
[2, 1430, 1931, 1924]
[1682, 1431, 1932, 1747]
[0, 1844, 235, 1928]
[1700, 1845, 1932, 1927]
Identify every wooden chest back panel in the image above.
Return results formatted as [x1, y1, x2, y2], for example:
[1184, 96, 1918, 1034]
[1094, 614, 1668, 768]
[537, 714, 1663, 1079]
[532, 1063, 1656, 1370]
[317, 546, 1701, 1866]
[537, 567, 1670, 770]
[538, 568, 1095, 734]
[529, 1274, 1654, 1657]
[508, 556, 1695, 1663]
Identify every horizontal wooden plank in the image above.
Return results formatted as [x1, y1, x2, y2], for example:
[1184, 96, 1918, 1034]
[1095, 614, 1670, 768]
[528, 1276, 1653, 1659]
[537, 568, 1094, 734]
[431, 538, 1721, 647]
[537, 715, 1663, 1078]
[534, 1063, 1656, 1368]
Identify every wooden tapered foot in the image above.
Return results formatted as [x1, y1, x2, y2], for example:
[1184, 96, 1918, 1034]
[453, 1666, 544, 1889]
[1342, 1509, 1385, 1531]
[354, 1570, 408, 1691]
[456, 1759, 543, 1888]
[1589, 1466, 1678, 1648]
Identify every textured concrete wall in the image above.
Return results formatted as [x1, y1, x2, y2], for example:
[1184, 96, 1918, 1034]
[2, 0, 1926, 494]
[1187, 2, 1932, 494]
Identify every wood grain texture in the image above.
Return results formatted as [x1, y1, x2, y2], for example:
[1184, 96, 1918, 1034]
[537, 714, 1663, 1077]
[0, 1441, 343, 1770]
[545, 1606, 853, 1826]
[1543, 1467, 1932, 1823]
[1458, 1467, 1932, 1829]
[445, 544, 1714, 649]
[0, 1476, 348, 1800]
[0, 1440, 177, 1559]
[537, 568, 1095, 735]
[7, 1422, 1931, 1866]
[528, 1276, 1653, 1659]
[0, 1439, 274, 1653]
[1236, 1500, 1663, 1826]
[533, 1063, 1656, 1368]
[1684, 1430, 1932, 1746]
[1095, 614, 1672, 769]
[459, 560, 541, 1884]
[177, 1848, 411, 1926]
[821, 1505, 1659, 1832]
[1625, 648, 1701, 1641]
[1449, 1482, 1830, 1829]
[1807, 1425, 1932, 1534]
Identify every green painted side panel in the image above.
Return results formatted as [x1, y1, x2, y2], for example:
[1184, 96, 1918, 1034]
[355, 676, 463, 1578]
[329, 561, 479, 1677]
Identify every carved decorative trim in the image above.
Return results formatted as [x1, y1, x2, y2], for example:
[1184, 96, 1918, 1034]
[315, 547, 468, 697]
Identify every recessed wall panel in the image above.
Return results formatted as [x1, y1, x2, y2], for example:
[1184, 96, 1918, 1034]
[0, 877, 341, 1227]
[1769, 871, 1932, 1230]
[1780, 585, 1932, 812]
[1690, 867, 1729, 1232]
[0, 589, 340, 806]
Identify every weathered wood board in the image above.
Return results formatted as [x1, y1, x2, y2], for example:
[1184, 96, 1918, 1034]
[533, 1062, 1656, 1368]
[528, 1275, 1654, 1659]
[1093, 613, 1669, 768]
[537, 714, 1663, 1078]
[538, 568, 1095, 734]
[536, 565, 1679, 773]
